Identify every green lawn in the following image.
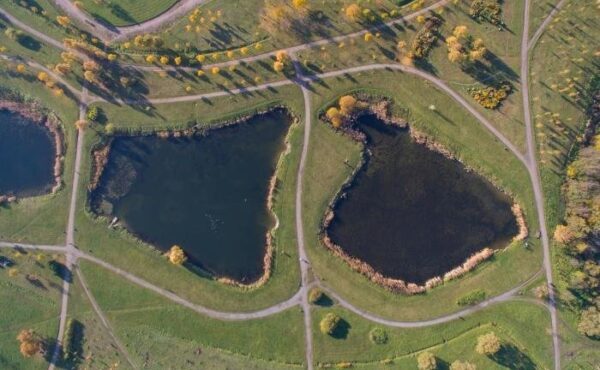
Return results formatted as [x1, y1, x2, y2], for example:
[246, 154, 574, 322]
[302, 69, 541, 321]
[312, 300, 553, 369]
[0, 64, 79, 245]
[79, 260, 306, 368]
[78, 0, 180, 27]
[0, 250, 63, 369]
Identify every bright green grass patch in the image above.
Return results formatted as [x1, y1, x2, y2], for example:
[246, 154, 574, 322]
[79, 260, 306, 366]
[302, 69, 541, 321]
[78, 0, 179, 27]
[0, 66, 79, 245]
[311, 301, 553, 368]
[0, 250, 63, 369]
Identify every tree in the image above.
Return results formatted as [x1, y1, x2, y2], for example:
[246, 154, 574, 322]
[417, 351, 437, 370]
[578, 306, 600, 339]
[273, 60, 285, 72]
[326, 107, 343, 128]
[16, 64, 26, 73]
[16, 329, 44, 358]
[56, 16, 71, 27]
[146, 54, 157, 63]
[292, 0, 308, 9]
[450, 361, 476, 370]
[168, 245, 187, 265]
[368, 327, 388, 344]
[475, 332, 501, 355]
[211, 66, 220, 75]
[553, 224, 575, 244]
[37, 71, 49, 82]
[319, 313, 341, 335]
[339, 95, 358, 115]
[160, 56, 170, 65]
[86, 106, 99, 121]
[345, 4, 361, 21]
[83, 70, 96, 83]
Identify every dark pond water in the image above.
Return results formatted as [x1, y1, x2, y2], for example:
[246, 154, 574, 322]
[327, 115, 518, 285]
[0, 110, 55, 197]
[91, 110, 291, 282]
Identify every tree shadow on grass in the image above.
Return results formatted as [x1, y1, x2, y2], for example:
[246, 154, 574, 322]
[491, 344, 537, 370]
[330, 319, 351, 340]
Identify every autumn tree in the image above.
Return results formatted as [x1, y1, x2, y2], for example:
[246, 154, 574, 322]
[339, 95, 358, 115]
[326, 107, 343, 128]
[319, 313, 341, 335]
[578, 306, 600, 339]
[168, 245, 187, 265]
[273, 50, 289, 73]
[475, 332, 501, 355]
[446, 26, 487, 64]
[553, 224, 574, 244]
[345, 4, 361, 21]
[16, 329, 44, 358]
[56, 15, 71, 27]
[417, 351, 437, 370]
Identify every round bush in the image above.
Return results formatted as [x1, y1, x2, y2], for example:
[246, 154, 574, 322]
[319, 313, 341, 335]
[368, 327, 388, 345]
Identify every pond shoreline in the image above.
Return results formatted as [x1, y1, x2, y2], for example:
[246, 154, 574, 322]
[320, 98, 528, 295]
[88, 107, 298, 290]
[0, 99, 65, 203]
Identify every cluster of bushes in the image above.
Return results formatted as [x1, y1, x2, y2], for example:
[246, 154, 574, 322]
[456, 289, 487, 306]
[469, 0, 503, 27]
[411, 16, 443, 59]
[468, 83, 511, 109]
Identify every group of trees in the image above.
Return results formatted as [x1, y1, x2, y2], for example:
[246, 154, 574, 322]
[554, 125, 600, 339]
[16, 329, 45, 358]
[325, 95, 363, 128]
[469, 0, 503, 27]
[445, 25, 487, 64]
[468, 83, 511, 110]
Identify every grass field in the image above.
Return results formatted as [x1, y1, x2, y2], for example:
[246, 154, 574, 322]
[79, 260, 305, 368]
[78, 0, 179, 27]
[301, 69, 541, 320]
[311, 300, 553, 368]
[0, 250, 63, 369]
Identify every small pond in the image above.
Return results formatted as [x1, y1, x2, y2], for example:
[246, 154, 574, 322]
[0, 109, 56, 197]
[91, 110, 291, 282]
[327, 115, 518, 285]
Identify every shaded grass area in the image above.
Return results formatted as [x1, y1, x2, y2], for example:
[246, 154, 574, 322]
[302, 69, 541, 321]
[311, 301, 552, 369]
[0, 65, 79, 245]
[298, 0, 527, 152]
[75, 86, 305, 312]
[0, 250, 63, 369]
[528, 1, 600, 365]
[78, 0, 179, 27]
[79, 260, 305, 367]
[118, 0, 430, 60]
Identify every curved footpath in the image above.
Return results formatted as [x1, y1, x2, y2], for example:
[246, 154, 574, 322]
[51, 0, 212, 43]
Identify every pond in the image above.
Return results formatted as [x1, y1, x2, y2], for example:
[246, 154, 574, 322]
[0, 109, 56, 197]
[326, 115, 518, 285]
[91, 110, 291, 283]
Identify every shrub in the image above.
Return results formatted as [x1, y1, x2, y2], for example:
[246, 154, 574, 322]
[368, 327, 388, 345]
[417, 351, 437, 370]
[475, 332, 501, 355]
[320, 313, 341, 335]
[578, 306, 600, 339]
[468, 84, 511, 109]
[456, 290, 486, 306]
[86, 106, 99, 122]
[469, 0, 503, 26]
[308, 288, 324, 304]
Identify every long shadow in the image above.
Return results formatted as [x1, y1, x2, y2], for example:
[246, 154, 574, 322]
[491, 344, 537, 370]
[330, 318, 351, 340]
